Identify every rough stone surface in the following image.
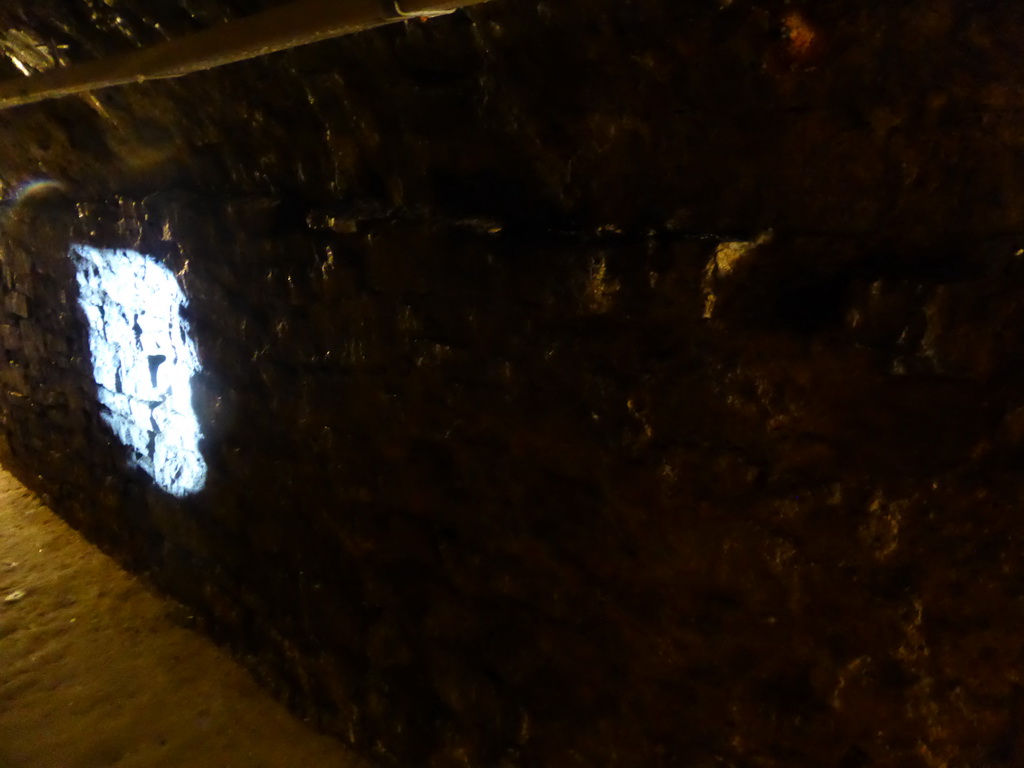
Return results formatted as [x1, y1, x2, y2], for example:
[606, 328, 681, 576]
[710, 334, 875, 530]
[0, 1, 1023, 766]
[0, 466, 370, 768]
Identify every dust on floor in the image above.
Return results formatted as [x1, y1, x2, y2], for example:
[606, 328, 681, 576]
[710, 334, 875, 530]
[0, 467, 372, 768]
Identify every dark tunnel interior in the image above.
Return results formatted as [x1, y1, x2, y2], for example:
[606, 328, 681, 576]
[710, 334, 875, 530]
[1, 1, 1024, 766]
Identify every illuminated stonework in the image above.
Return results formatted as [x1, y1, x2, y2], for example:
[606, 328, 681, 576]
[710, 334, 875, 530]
[72, 245, 206, 496]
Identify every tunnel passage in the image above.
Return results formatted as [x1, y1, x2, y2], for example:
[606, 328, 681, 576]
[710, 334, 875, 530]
[3, 0, 1024, 766]
[71, 245, 206, 497]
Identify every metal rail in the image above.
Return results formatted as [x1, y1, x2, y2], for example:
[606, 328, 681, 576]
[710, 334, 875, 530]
[0, 0, 491, 110]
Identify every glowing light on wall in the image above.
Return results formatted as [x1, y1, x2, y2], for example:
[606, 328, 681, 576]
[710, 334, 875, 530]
[9, 178, 67, 203]
[71, 245, 207, 497]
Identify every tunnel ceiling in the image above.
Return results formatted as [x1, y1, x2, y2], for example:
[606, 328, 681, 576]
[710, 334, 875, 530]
[0, 0, 1017, 241]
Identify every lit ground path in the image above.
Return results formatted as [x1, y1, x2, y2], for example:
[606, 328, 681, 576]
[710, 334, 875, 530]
[0, 467, 370, 768]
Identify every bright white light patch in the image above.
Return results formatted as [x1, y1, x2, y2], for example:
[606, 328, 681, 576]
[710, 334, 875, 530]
[72, 245, 207, 497]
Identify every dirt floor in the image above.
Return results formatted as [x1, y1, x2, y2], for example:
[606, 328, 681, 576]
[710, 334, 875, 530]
[0, 466, 372, 768]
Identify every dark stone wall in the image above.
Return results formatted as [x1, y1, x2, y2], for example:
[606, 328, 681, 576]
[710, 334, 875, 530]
[2, 1, 1024, 766]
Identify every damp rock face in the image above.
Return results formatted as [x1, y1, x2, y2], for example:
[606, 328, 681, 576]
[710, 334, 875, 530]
[72, 244, 207, 497]
[2, 1, 1024, 767]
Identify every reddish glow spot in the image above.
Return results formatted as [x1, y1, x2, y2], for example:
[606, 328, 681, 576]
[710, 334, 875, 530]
[783, 11, 817, 59]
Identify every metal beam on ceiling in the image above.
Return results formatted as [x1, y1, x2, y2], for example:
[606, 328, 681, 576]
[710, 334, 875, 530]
[0, 0, 491, 111]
